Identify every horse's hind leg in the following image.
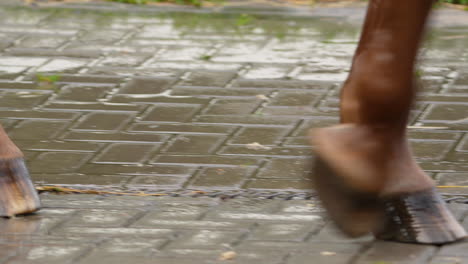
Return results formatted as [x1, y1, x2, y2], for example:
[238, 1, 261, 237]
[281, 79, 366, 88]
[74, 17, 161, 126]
[309, 0, 466, 244]
[0, 125, 40, 217]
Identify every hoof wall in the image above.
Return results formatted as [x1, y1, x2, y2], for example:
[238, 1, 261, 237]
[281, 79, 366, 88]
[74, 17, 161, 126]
[0, 158, 41, 217]
[311, 157, 382, 237]
[375, 188, 467, 245]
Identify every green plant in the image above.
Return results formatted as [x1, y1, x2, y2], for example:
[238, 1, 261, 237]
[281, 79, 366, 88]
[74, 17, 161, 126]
[107, 0, 218, 7]
[442, 0, 468, 4]
[236, 14, 254, 27]
[36, 74, 61, 83]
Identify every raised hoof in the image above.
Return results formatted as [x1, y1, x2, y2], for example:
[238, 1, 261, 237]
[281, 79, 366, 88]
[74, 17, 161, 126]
[0, 158, 41, 217]
[311, 157, 382, 237]
[375, 188, 467, 245]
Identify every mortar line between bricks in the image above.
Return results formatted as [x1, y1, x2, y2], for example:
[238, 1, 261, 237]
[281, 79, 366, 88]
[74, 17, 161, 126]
[240, 158, 269, 189]
[142, 139, 170, 165]
[212, 125, 241, 154]
[280, 252, 292, 264]
[45, 208, 81, 236]
[426, 245, 443, 264]
[348, 241, 374, 264]
[278, 119, 305, 146]
[181, 165, 205, 189]
[444, 132, 465, 157]
[313, 83, 339, 109]
[70, 236, 110, 264]
[122, 209, 150, 228]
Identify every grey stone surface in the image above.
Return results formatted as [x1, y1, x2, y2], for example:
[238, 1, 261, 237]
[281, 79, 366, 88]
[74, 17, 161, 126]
[0, 3, 466, 263]
[0, 194, 466, 263]
[0, 6, 464, 193]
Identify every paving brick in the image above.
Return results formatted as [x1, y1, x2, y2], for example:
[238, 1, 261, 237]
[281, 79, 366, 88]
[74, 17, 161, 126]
[33, 74, 124, 84]
[438, 241, 468, 257]
[276, 200, 325, 214]
[127, 175, 185, 188]
[73, 112, 133, 131]
[270, 91, 322, 106]
[207, 211, 322, 222]
[36, 58, 89, 73]
[33, 173, 130, 186]
[152, 154, 260, 166]
[257, 158, 309, 179]
[63, 131, 169, 143]
[62, 209, 141, 227]
[168, 230, 244, 249]
[97, 53, 150, 67]
[195, 115, 297, 126]
[309, 223, 373, 243]
[9, 120, 68, 140]
[79, 163, 193, 176]
[179, 71, 236, 87]
[0, 92, 50, 109]
[233, 79, 333, 90]
[245, 179, 311, 190]
[172, 86, 272, 97]
[26, 141, 103, 152]
[92, 238, 166, 257]
[437, 172, 468, 186]
[4, 244, 88, 264]
[43, 102, 143, 112]
[52, 226, 173, 237]
[129, 123, 234, 135]
[230, 126, 288, 145]
[249, 223, 318, 241]
[120, 77, 176, 94]
[0, 110, 77, 120]
[164, 135, 225, 154]
[55, 85, 112, 102]
[93, 143, 159, 164]
[355, 241, 436, 264]
[0, 213, 68, 236]
[429, 256, 468, 264]
[190, 167, 253, 188]
[204, 99, 260, 115]
[457, 133, 468, 152]
[17, 35, 69, 49]
[287, 242, 363, 264]
[410, 140, 454, 160]
[132, 217, 253, 230]
[77, 256, 211, 264]
[29, 152, 91, 173]
[421, 104, 468, 122]
[142, 103, 201, 122]
[220, 146, 311, 157]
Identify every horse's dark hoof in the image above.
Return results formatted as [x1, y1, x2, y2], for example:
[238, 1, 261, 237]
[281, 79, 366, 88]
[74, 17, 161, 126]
[310, 156, 382, 237]
[0, 158, 41, 217]
[375, 188, 467, 245]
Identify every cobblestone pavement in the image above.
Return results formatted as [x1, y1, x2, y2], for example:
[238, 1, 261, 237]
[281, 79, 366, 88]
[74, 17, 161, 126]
[0, 5, 466, 194]
[0, 194, 467, 264]
[0, 3, 467, 263]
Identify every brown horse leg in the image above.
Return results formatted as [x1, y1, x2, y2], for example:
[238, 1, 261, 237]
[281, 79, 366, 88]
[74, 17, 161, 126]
[0, 125, 40, 217]
[309, 0, 466, 244]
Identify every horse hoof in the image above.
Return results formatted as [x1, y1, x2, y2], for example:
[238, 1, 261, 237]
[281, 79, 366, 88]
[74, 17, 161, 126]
[310, 156, 382, 237]
[0, 158, 41, 217]
[375, 188, 467, 245]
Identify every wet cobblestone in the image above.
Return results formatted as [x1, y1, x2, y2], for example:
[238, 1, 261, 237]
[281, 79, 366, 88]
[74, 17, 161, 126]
[0, 194, 466, 264]
[0, 3, 466, 263]
[0, 6, 463, 193]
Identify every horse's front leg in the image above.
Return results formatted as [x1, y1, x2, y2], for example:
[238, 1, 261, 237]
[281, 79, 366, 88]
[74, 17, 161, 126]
[0, 125, 40, 217]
